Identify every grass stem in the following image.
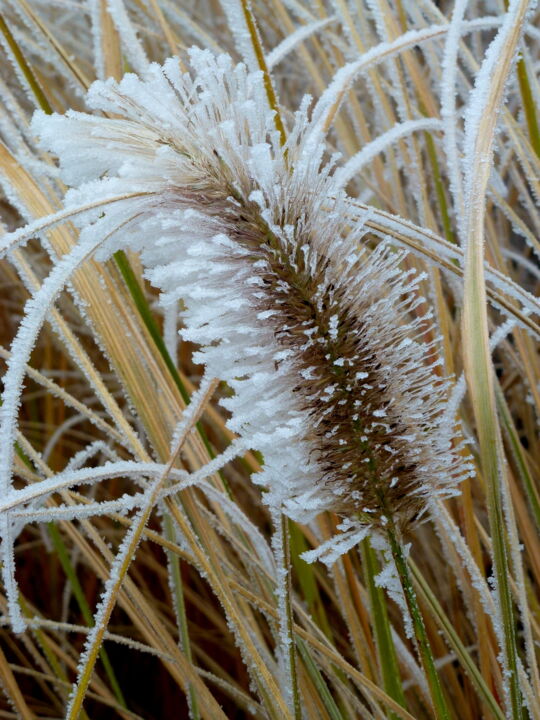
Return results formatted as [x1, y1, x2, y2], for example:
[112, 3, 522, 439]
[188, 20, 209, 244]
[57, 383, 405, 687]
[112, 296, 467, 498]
[387, 525, 451, 720]
[163, 514, 200, 720]
[278, 513, 301, 720]
[361, 538, 406, 718]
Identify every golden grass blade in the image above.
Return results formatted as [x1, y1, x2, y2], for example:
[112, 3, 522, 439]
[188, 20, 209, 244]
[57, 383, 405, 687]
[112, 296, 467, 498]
[96, 0, 123, 80]
[0, 644, 35, 720]
[460, 3, 531, 717]
[66, 379, 221, 719]
[0, 344, 124, 444]
[346, 201, 540, 337]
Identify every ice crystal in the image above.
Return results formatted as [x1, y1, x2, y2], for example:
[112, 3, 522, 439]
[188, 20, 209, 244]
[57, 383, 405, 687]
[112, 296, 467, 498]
[32, 49, 470, 539]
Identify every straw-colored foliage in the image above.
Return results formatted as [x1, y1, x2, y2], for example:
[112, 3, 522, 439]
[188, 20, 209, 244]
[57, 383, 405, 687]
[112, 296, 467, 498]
[0, 1, 538, 719]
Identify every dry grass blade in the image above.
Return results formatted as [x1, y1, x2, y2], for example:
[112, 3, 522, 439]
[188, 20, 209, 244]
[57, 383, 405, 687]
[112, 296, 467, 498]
[66, 378, 223, 720]
[460, 2, 532, 718]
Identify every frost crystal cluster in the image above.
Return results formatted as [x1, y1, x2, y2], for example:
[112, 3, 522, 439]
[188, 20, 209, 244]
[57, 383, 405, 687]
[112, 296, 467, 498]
[35, 49, 468, 533]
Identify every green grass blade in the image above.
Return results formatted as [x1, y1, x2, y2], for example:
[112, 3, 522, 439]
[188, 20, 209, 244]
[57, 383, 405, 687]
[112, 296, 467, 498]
[495, 381, 540, 530]
[289, 520, 333, 639]
[0, 12, 52, 114]
[361, 538, 406, 717]
[47, 524, 127, 709]
[516, 56, 540, 158]
[163, 514, 200, 720]
[296, 637, 345, 720]
[409, 560, 506, 720]
[387, 526, 451, 720]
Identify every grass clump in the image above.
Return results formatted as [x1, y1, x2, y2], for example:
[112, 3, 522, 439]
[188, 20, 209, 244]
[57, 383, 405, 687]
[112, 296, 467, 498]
[0, 1, 538, 719]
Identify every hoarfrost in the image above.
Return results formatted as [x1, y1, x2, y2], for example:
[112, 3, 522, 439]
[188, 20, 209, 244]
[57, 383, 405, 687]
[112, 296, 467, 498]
[301, 521, 370, 566]
[104, 0, 150, 76]
[266, 16, 336, 70]
[0, 48, 474, 633]
[372, 535, 413, 640]
[335, 118, 443, 189]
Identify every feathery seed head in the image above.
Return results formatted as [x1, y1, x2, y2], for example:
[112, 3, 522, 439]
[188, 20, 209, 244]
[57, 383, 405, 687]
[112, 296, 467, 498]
[34, 49, 471, 542]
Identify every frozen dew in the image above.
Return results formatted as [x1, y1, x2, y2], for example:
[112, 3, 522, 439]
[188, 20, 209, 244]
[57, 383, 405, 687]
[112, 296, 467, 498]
[266, 16, 337, 70]
[30, 47, 471, 542]
[0, 46, 475, 637]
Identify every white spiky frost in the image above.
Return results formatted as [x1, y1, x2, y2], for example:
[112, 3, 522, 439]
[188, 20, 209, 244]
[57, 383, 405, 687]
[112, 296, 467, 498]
[32, 48, 468, 531]
[34, 50, 327, 522]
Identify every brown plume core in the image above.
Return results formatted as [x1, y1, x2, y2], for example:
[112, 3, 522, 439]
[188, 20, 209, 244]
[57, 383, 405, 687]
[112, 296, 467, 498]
[221, 193, 431, 528]
[167, 157, 437, 529]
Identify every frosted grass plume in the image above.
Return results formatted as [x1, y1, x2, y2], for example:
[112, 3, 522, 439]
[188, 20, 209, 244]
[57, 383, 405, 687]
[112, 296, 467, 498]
[33, 49, 471, 547]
